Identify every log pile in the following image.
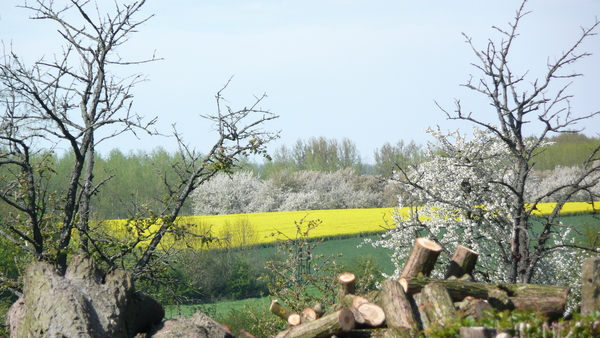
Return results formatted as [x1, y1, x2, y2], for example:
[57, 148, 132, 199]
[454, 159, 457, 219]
[268, 238, 572, 338]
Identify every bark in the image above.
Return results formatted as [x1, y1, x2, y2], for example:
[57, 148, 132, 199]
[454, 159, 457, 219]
[398, 276, 569, 302]
[6, 256, 163, 338]
[274, 308, 355, 338]
[376, 279, 418, 335]
[581, 256, 600, 316]
[445, 245, 479, 279]
[420, 283, 458, 327]
[400, 238, 442, 278]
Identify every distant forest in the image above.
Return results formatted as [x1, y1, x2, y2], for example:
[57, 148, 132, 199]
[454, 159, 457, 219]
[19, 132, 599, 220]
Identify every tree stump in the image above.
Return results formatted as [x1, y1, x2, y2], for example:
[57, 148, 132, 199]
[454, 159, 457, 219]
[400, 238, 443, 278]
[582, 256, 600, 316]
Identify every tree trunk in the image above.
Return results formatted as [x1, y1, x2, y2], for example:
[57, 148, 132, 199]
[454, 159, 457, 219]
[400, 238, 442, 278]
[274, 308, 355, 338]
[581, 256, 600, 316]
[420, 283, 458, 327]
[445, 245, 479, 279]
[376, 279, 418, 335]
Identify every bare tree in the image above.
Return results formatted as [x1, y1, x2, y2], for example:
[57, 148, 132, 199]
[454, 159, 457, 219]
[0, 0, 278, 283]
[373, 0, 600, 286]
[451, 1, 600, 283]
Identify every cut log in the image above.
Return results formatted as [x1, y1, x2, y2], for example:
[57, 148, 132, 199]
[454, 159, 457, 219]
[508, 296, 566, 320]
[274, 308, 355, 338]
[400, 238, 443, 278]
[270, 300, 292, 321]
[420, 282, 458, 327]
[288, 313, 302, 326]
[445, 245, 479, 279]
[376, 279, 418, 335]
[353, 295, 370, 309]
[350, 308, 366, 325]
[399, 276, 569, 302]
[340, 294, 371, 309]
[338, 272, 356, 297]
[459, 327, 498, 338]
[582, 256, 600, 316]
[356, 302, 386, 327]
[301, 307, 320, 322]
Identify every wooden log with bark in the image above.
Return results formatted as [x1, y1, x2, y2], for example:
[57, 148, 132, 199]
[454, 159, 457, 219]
[398, 276, 569, 318]
[420, 282, 458, 327]
[400, 238, 443, 278]
[338, 272, 356, 296]
[581, 256, 600, 316]
[274, 308, 355, 338]
[445, 245, 479, 279]
[376, 279, 418, 336]
[399, 276, 569, 301]
[270, 300, 294, 322]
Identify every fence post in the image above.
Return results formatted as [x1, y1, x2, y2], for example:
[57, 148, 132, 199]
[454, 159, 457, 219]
[581, 256, 600, 316]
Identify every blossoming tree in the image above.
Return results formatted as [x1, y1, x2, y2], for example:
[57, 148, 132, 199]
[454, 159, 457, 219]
[371, 0, 600, 287]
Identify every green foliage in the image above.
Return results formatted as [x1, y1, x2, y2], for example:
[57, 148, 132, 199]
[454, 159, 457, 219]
[262, 218, 341, 312]
[532, 133, 600, 171]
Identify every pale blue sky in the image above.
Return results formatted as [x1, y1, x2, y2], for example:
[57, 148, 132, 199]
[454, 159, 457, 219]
[1, 0, 599, 163]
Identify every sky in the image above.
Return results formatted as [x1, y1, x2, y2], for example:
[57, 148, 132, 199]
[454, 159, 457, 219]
[1, 0, 599, 163]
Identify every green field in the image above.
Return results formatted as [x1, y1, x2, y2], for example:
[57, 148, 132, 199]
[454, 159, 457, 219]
[165, 212, 599, 320]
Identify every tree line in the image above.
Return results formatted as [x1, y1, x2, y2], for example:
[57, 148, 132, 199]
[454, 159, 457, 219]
[6, 132, 595, 220]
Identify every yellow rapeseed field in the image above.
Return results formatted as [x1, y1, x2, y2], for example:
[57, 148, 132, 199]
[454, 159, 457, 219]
[104, 201, 597, 249]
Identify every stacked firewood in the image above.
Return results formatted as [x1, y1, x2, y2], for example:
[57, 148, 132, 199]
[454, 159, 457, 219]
[268, 238, 571, 338]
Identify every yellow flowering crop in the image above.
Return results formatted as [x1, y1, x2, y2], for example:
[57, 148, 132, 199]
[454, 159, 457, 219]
[104, 202, 596, 249]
